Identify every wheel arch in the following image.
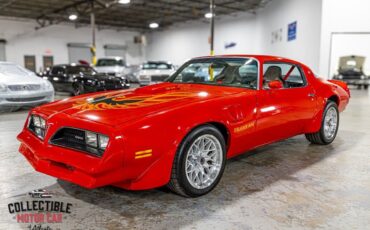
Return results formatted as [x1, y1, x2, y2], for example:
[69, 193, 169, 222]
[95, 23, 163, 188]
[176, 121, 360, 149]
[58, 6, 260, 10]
[328, 94, 339, 106]
[181, 121, 230, 152]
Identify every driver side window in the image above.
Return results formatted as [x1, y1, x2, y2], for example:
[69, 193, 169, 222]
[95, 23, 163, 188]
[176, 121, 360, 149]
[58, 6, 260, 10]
[263, 62, 306, 89]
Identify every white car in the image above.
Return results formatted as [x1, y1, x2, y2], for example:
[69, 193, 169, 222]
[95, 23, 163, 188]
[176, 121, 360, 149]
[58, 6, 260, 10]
[137, 61, 176, 86]
[94, 56, 128, 77]
[0, 62, 54, 112]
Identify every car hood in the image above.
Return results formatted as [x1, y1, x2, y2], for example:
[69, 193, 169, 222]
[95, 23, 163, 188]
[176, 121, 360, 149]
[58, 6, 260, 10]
[339, 55, 365, 70]
[95, 66, 126, 74]
[0, 72, 45, 85]
[37, 83, 246, 126]
[139, 69, 174, 75]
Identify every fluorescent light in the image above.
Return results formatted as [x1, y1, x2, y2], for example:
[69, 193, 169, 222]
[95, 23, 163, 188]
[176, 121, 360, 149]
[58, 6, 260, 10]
[149, 22, 159, 29]
[205, 12, 213, 18]
[69, 14, 78, 21]
[118, 0, 130, 4]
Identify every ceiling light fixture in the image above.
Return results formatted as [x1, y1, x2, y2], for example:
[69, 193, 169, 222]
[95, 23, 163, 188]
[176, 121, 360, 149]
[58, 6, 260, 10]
[69, 14, 78, 21]
[149, 22, 159, 29]
[205, 12, 213, 18]
[118, 0, 130, 4]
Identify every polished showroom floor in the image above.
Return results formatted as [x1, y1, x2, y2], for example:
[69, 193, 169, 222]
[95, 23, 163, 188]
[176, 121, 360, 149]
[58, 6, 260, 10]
[0, 89, 369, 229]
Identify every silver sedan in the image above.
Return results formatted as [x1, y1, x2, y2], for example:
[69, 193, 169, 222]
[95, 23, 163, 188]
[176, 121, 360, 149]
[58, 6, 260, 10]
[0, 62, 54, 112]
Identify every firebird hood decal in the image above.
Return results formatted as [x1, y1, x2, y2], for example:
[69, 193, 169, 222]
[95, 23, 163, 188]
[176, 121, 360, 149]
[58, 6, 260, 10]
[73, 92, 194, 110]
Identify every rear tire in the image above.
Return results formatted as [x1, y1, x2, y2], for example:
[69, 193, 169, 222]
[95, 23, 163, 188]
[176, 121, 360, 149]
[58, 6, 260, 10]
[305, 101, 339, 145]
[167, 125, 226, 197]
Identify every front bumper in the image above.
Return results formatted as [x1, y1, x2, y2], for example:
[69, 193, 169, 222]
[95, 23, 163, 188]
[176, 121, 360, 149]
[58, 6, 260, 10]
[339, 79, 370, 86]
[17, 114, 127, 189]
[0, 90, 54, 108]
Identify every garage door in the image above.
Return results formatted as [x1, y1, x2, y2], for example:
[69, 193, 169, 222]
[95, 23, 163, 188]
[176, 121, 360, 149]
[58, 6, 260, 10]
[68, 43, 92, 64]
[0, 39, 6, 61]
[330, 33, 370, 78]
[104, 44, 127, 59]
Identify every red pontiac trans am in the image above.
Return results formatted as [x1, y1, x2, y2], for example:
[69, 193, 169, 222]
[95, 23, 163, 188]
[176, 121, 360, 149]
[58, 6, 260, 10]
[18, 55, 350, 197]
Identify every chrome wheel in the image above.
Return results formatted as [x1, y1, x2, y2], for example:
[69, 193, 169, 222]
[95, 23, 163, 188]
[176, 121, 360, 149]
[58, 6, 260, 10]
[185, 134, 223, 189]
[323, 107, 338, 139]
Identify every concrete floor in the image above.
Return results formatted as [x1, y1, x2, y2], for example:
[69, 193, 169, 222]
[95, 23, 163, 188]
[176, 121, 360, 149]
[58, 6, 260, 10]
[0, 89, 369, 229]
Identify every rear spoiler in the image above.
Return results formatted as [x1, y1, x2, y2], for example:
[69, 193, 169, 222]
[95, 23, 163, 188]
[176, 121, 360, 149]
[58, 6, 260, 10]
[328, 80, 351, 97]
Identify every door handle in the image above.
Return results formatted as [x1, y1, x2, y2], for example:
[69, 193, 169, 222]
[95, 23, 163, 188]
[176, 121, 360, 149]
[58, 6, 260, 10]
[308, 93, 315, 97]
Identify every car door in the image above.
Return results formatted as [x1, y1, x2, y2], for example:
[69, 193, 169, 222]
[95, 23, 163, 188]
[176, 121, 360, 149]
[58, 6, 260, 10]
[254, 61, 316, 145]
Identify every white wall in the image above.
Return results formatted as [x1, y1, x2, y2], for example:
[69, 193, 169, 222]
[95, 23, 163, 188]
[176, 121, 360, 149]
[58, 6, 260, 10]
[319, 0, 370, 77]
[255, 0, 322, 72]
[146, 0, 322, 72]
[0, 18, 143, 71]
[146, 13, 258, 66]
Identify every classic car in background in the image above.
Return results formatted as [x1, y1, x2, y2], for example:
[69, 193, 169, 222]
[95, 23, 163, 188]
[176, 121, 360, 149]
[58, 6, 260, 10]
[0, 62, 54, 112]
[41, 64, 130, 96]
[137, 61, 176, 86]
[94, 56, 129, 78]
[18, 55, 350, 197]
[333, 55, 369, 89]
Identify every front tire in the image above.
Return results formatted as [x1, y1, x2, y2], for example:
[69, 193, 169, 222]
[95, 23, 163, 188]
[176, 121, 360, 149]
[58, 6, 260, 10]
[305, 101, 339, 145]
[73, 83, 85, 96]
[168, 125, 226, 197]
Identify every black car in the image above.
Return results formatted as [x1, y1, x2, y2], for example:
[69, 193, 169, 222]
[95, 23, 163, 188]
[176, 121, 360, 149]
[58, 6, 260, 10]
[333, 55, 369, 90]
[41, 64, 130, 95]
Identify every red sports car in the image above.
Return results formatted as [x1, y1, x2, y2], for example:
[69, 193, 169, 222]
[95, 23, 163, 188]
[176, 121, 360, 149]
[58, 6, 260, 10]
[17, 55, 350, 197]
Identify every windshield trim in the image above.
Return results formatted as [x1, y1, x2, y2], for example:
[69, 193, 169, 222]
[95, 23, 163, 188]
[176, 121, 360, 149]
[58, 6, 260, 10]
[167, 57, 260, 90]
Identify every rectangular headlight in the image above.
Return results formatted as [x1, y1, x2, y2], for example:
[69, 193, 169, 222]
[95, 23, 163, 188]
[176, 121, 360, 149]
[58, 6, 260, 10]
[85, 131, 98, 148]
[98, 135, 109, 150]
[28, 115, 47, 140]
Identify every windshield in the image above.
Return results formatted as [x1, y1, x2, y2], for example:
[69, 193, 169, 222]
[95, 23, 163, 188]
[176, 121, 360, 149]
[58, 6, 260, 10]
[143, 62, 173, 70]
[168, 58, 258, 89]
[96, 59, 125, 67]
[67, 66, 96, 75]
[0, 63, 32, 76]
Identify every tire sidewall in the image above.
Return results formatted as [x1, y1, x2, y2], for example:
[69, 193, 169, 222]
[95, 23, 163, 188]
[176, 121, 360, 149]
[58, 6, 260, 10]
[73, 84, 84, 96]
[320, 101, 339, 144]
[176, 125, 226, 197]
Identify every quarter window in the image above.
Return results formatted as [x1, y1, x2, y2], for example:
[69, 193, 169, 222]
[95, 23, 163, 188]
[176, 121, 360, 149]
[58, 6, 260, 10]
[263, 62, 306, 89]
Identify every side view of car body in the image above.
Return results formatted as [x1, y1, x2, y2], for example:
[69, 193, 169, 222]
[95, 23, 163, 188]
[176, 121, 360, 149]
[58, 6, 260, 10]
[137, 61, 176, 86]
[41, 64, 129, 96]
[17, 55, 350, 197]
[0, 62, 54, 112]
[333, 55, 369, 89]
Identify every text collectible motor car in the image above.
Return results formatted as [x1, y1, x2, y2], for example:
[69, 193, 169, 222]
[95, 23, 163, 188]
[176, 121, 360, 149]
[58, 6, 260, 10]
[0, 62, 54, 112]
[333, 55, 369, 90]
[17, 55, 350, 197]
[42, 64, 129, 96]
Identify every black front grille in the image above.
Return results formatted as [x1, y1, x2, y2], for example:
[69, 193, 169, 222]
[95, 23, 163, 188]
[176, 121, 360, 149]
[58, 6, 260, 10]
[50, 128, 104, 157]
[151, 75, 169, 82]
[8, 84, 41, 91]
[105, 80, 122, 90]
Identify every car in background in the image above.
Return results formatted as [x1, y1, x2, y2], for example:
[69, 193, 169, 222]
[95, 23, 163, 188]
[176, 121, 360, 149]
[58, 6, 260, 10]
[333, 55, 369, 89]
[137, 61, 176, 86]
[95, 56, 129, 78]
[41, 64, 129, 96]
[18, 55, 350, 197]
[0, 62, 54, 112]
